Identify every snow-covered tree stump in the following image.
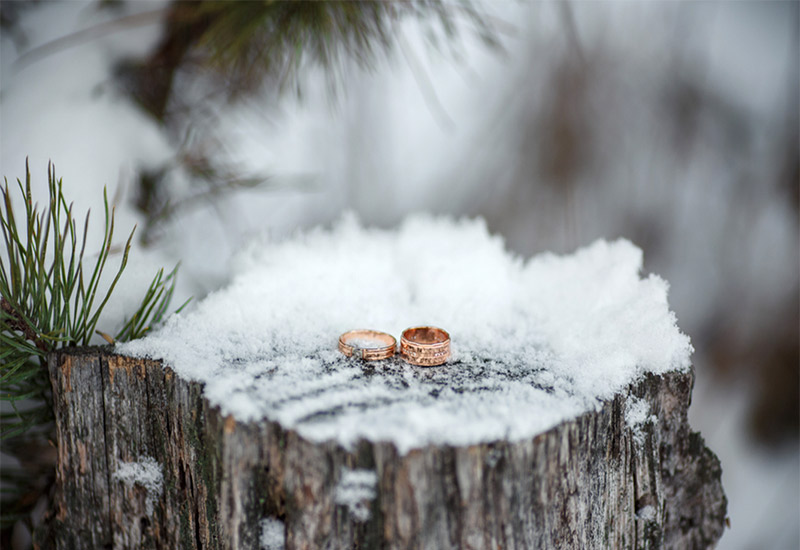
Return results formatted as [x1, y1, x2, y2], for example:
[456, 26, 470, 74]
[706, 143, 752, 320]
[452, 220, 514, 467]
[43, 349, 725, 550]
[40, 222, 728, 549]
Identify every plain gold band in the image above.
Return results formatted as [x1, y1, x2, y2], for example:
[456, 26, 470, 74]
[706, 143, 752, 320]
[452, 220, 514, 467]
[338, 329, 397, 361]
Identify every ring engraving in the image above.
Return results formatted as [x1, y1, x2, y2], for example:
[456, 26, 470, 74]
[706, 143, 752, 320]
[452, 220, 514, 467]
[400, 326, 450, 366]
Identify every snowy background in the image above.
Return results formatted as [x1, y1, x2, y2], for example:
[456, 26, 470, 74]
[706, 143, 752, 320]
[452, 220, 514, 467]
[1, 1, 797, 548]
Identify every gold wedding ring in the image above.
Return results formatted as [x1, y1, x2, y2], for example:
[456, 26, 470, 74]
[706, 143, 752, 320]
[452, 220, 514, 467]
[338, 329, 397, 361]
[400, 326, 450, 366]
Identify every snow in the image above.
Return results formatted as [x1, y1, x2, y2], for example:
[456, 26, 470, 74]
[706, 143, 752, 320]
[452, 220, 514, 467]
[636, 505, 657, 522]
[335, 468, 378, 523]
[259, 518, 285, 550]
[626, 396, 657, 446]
[119, 215, 692, 453]
[111, 456, 163, 516]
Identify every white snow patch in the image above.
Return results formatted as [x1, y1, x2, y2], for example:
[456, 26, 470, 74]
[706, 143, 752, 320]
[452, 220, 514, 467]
[335, 468, 378, 523]
[112, 456, 163, 516]
[259, 517, 285, 550]
[119, 215, 692, 453]
[626, 397, 658, 446]
[636, 504, 657, 522]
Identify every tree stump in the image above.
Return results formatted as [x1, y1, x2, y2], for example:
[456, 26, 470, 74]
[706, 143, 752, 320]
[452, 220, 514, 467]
[41, 348, 726, 550]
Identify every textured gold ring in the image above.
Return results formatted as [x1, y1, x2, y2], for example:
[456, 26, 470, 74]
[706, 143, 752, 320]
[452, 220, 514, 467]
[400, 326, 450, 366]
[338, 329, 397, 361]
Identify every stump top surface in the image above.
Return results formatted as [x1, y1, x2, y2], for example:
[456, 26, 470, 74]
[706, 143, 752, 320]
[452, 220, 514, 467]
[119, 216, 691, 453]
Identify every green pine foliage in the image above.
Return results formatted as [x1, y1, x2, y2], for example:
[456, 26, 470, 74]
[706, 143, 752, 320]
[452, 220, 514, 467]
[0, 161, 187, 532]
[179, 0, 497, 96]
[152, 0, 498, 99]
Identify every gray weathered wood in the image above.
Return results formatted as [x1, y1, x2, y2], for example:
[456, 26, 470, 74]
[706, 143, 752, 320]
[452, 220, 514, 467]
[39, 348, 726, 549]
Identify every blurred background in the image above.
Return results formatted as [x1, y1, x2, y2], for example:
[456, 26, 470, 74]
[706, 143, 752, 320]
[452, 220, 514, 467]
[1, 1, 797, 548]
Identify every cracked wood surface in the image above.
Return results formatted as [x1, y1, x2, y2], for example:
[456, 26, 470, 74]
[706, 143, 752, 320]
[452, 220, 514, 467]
[40, 348, 727, 549]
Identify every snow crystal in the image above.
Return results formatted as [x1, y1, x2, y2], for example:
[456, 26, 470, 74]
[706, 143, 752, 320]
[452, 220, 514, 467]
[118, 215, 692, 454]
[335, 468, 378, 523]
[259, 517, 285, 550]
[112, 456, 163, 516]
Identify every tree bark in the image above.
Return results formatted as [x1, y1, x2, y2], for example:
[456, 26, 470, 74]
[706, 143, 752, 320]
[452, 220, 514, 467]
[39, 348, 727, 549]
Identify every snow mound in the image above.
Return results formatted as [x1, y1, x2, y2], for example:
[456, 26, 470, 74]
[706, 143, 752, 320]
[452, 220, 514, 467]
[119, 215, 692, 453]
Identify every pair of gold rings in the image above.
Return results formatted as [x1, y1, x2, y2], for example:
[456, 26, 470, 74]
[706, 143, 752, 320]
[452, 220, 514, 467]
[338, 326, 450, 366]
